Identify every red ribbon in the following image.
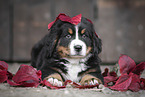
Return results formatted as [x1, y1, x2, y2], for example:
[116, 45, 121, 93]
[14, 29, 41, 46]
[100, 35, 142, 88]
[48, 13, 82, 29]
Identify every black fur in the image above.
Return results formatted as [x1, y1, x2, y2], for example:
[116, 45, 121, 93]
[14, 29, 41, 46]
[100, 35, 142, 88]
[31, 17, 104, 83]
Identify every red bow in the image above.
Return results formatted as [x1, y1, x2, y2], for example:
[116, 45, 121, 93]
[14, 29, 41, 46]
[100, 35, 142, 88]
[48, 13, 82, 29]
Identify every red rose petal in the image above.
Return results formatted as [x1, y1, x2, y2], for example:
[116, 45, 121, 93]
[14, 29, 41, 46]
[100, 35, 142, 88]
[109, 73, 132, 91]
[132, 62, 145, 75]
[129, 82, 140, 92]
[102, 68, 117, 77]
[0, 70, 8, 83]
[140, 78, 145, 89]
[115, 73, 129, 85]
[0, 61, 8, 71]
[7, 71, 13, 80]
[128, 73, 140, 92]
[0, 61, 9, 83]
[109, 73, 141, 92]
[8, 64, 42, 87]
[20, 80, 40, 87]
[102, 68, 109, 77]
[7, 79, 21, 86]
[119, 55, 136, 74]
[102, 68, 118, 87]
[7, 79, 40, 87]
[110, 71, 117, 77]
[12, 64, 41, 83]
[129, 81, 140, 92]
[104, 76, 118, 86]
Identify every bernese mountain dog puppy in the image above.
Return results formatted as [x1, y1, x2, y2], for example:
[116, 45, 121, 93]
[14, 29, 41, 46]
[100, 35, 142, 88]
[31, 14, 104, 87]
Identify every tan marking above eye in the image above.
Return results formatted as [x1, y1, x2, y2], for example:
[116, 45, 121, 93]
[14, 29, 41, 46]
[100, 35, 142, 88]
[68, 28, 73, 34]
[81, 29, 86, 34]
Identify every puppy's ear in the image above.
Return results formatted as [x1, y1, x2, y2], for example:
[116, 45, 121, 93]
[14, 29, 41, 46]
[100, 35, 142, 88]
[45, 20, 63, 58]
[92, 32, 102, 55]
[31, 39, 44, 68]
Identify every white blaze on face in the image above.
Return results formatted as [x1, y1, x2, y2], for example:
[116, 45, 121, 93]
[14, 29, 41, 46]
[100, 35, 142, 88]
[69, 25, 87, 57]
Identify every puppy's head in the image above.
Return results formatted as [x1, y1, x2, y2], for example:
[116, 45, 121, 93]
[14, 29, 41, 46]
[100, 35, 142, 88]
[47, 16, 102, 58]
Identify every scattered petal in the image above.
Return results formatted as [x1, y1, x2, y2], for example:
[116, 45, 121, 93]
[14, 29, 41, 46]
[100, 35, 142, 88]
[104, 76, 118, 87]
[109, 71, 117, 77]
[128, 73, 140, 92]
[102, 68, 109, 77]
[132, 62, 145, 75]
[109, 73, 132, 91]
[103, 55, 145, 92]
[0, 70, 8, 83]
[102, 68, 118, 87]
[8, 64, 42, 87]
[109, 73, 141, 92]
[0, 61, 8, 71]
[0, 61, 9, 83]
[119, 55, 136, 74]
[140, 78, 145, 90]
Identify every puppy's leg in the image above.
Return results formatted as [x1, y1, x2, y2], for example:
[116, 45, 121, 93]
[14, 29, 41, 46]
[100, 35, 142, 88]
[80, 68, 104, 86]
[80, 74, 103, 86]
[44, 73, 64, 87]
[41, 66, 64, 87]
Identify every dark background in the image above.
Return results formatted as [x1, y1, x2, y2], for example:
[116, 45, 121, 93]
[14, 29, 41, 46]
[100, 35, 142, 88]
[0, 0, 145, 63]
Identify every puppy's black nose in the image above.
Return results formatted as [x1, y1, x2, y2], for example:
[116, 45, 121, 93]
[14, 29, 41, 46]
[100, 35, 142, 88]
[74, 45, 82, 52]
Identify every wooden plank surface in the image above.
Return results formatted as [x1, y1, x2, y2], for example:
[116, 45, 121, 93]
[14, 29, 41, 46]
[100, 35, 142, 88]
[96, 0, 145, 62]
[54, 0, 94, 20]
[0, 0, 10, 60]
[13, 0, 51, 61]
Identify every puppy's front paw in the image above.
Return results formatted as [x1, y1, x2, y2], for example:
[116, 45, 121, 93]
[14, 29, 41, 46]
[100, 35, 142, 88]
[47, 77, 63, 86]
[80, 74, 102, 86]
[44, 73, 63, 87]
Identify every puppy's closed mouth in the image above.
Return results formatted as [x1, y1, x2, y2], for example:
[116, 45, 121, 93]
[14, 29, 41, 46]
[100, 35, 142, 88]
[70, 55, 85, 58]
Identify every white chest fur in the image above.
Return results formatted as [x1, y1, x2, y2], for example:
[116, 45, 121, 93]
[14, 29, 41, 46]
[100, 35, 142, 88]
[63, 58, 87, 82]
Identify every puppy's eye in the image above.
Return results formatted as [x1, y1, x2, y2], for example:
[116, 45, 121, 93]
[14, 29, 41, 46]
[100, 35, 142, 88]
[82, 34, 86, 38]
[65, 35, 71, 39]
